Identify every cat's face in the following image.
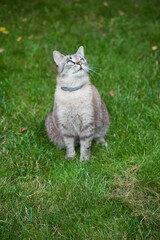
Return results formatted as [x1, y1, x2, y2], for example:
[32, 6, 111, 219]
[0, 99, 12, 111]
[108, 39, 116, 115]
[53, 46, 89, 78]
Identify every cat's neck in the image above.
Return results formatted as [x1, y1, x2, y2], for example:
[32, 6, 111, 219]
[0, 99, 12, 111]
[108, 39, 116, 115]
[57, 74, 90, 89]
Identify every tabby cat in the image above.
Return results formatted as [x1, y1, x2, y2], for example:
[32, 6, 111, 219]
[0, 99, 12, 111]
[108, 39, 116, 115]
[45, 46, 110, 162]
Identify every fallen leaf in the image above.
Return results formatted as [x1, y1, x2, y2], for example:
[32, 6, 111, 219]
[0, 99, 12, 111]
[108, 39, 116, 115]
[0, 27, 8, 34]
[104, 2, 108, 7]
[28, 35, 33, 39]
[152, 46, 158, 51]
[20, 127, 28, 132]
[17, 36, 22, 42]
[0, 27, 6, 32]
[21, 18, 27, 22]
[110, 90, 115, 97]
[119, 11, 125, 16]
[0, 48, 4, 53]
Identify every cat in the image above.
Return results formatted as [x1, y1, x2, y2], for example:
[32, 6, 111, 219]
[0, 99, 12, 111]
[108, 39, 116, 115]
[45, 46, 110, 162]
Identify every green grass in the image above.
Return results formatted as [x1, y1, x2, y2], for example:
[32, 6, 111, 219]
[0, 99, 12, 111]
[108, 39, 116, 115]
[0, 0, 160, 239]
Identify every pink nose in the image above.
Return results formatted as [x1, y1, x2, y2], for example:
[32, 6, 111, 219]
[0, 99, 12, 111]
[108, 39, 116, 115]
[77, 61, 82, 65]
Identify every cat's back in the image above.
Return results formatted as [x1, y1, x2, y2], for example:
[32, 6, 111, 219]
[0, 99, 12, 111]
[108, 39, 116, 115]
[91, 83, 110, 132]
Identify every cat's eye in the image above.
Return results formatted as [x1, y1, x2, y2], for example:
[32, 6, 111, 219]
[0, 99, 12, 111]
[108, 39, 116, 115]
[80, 58, 85, 63]
[67, 60, 75, 65]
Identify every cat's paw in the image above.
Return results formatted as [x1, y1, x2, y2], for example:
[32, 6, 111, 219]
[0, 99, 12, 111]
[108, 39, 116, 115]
[65, 153, 75, 160]
[80, 155, 89, 162]
[104, 141, 108, 148]
[96, 138, 108, 148]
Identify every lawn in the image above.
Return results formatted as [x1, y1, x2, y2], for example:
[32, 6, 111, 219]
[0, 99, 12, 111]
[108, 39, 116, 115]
[0, 0, 160, 239]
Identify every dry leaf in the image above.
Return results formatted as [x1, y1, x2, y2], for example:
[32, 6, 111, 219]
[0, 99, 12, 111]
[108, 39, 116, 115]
[28, 35, 33, 39]
[0, 27, 6, 32]
[119, 11, 125, 16]
[0, 48, 4, 53]
[0, 27, 6, 33]
[0, 27, 8, 34]
[20, 127, 28, 132]
[152, 46, 158, 51]
[17, 36, 22, 42]
[22, 18, 27, 22]
[104, 2, 108, 7]
[110, 90, 115, 97]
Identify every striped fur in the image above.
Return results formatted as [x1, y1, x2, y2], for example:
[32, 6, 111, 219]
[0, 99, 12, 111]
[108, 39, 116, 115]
[45, 46, 110, 161]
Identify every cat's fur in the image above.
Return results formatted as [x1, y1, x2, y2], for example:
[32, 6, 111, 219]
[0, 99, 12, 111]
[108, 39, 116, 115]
[45, 46, 110, 161]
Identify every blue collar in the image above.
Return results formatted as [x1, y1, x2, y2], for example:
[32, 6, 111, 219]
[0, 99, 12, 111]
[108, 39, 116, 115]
[61, 84, 84, 92]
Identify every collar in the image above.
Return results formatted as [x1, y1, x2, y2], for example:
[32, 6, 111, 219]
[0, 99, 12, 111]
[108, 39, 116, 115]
[61, 84, 84, 92]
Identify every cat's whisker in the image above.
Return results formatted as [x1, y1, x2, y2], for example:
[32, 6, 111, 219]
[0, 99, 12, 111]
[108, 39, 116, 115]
[89, 68, 98, 73]
[89, 65, 101, 68]
[89, 65, 102, 70]
[89, 66, 105, 75]
[89, 68, 101, 75]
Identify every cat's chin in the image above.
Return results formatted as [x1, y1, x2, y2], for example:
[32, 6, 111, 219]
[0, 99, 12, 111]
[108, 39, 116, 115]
[73, 69, 88, 77]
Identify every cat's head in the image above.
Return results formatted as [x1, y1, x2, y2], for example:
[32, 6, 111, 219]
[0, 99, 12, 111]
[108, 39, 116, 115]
[53, 46, 89, 78]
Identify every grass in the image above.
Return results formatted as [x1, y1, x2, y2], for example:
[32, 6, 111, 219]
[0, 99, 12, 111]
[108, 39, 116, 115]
[0, 0, 160, 239]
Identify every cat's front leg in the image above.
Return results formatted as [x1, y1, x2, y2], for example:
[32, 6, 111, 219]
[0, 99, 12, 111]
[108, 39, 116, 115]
[80, 124, 94, 162]
[63, 134, 75, 160]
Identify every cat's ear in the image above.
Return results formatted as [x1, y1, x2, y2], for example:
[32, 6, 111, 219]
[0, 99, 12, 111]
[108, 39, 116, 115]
[53, 50, 65, 66]
[76, 46, 84, 57]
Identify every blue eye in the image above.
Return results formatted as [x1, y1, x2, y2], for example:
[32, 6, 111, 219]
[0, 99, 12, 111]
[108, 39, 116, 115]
[67, 60, 74, 65]
[80, 58, 85, 63]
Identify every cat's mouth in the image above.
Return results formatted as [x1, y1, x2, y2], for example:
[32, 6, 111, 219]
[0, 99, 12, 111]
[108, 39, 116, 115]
[79, 66, 83, 71]
[73, 66, 84, 74]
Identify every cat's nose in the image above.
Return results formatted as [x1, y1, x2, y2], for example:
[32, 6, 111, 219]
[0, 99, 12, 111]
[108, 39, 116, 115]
[77, 61, 82, 65]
